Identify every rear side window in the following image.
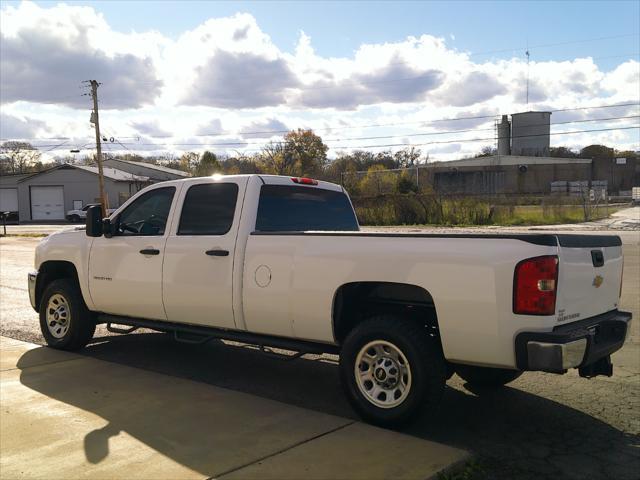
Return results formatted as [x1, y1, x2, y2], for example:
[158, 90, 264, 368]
[178, 183, 238, 235]
[255, 185, 359, 232]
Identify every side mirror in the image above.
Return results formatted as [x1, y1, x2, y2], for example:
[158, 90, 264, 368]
[86, 205, 103, 237]
[102, 218, 114, 238]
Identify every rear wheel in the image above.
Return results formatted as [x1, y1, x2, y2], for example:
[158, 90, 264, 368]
[455, 365, 522, 387]
[39, 279, 95, 351]
[339, 315, 446, 427]
[68, 214, 80, 223]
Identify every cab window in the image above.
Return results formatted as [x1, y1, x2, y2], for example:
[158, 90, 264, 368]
[116, 187, 175, 236]
[178, 183, 238, 235]
[255, 185, 359, 231]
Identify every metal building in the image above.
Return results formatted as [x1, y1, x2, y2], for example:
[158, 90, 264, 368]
[510, 111, 551, 156]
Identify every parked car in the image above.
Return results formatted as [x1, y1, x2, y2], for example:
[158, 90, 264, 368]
[66, 204, 115, 222]
[29, 174, 632, 426]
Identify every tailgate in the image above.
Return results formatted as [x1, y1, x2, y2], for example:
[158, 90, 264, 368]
[555, 235, 623, 324]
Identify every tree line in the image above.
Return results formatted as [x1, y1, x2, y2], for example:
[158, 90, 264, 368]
[1, 131, 637, 198]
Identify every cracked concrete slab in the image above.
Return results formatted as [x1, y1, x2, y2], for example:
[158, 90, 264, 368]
[0, 337, 469, 479]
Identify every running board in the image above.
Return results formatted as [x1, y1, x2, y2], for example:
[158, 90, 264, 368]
[96, 314, 340, 355]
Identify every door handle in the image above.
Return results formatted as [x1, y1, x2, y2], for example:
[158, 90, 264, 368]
[205, 249, 229, 257]
[139, 248, 160, 256]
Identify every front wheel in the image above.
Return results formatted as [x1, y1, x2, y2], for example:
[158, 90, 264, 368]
[455, 365, 523, 387]
[339, 315, 446, 428]
[39, 279, 96, 350]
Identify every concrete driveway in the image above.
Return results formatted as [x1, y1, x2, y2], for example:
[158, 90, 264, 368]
[1, 337, 467, 480]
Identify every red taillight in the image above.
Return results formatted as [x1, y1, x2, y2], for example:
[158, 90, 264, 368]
[513, 255, 559, 315]
[291, 177, 318, 185]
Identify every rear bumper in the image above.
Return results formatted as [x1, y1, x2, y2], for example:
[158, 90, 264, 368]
[515, 310, 632, 373]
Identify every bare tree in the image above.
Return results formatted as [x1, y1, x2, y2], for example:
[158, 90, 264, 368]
[0, 141, 42, 174]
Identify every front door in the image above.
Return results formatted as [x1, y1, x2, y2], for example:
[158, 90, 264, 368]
[88, 185, 177, 320]
[162, 179, 244, 328]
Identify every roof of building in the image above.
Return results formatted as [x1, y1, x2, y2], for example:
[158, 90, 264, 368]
[0, 172, 35, 186]
[431, 155, 591, 168]
[73, 165, 150, 182]
[105, 158, 191, 177]
[17, 163, 149, 183]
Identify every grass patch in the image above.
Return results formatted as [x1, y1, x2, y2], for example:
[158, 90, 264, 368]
[493, 205, 620, 226]
[353, 193, 622, 227]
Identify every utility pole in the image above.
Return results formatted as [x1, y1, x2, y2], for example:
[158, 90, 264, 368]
[89, 80, 109, 214]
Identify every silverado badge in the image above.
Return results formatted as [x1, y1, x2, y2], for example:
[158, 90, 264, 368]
[592, 275, 604, 288]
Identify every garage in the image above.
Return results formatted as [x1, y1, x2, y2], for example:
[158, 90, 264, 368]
[30, 186, 65, 220]
[0, 188, 18, 213]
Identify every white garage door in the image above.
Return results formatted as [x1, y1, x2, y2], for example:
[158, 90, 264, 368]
[31, 186, 65, 220]
[0, 188, 18, 212]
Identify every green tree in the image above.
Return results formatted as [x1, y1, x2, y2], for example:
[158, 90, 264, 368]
[195, 151, 221, 176]
[549, 146, 577, 158]
[359, 164, 397, 196]
[579, 144, 614, 160]
[397, 171, 418, 193]
[258, 142, 300, 175]
[283, 129, 328, 176]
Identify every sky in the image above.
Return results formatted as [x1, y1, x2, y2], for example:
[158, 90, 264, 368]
[1, 0, 639, 162]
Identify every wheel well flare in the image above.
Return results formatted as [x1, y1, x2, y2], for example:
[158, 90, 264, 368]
[35, 261, 80, 311]
[332, 282, 439, 343]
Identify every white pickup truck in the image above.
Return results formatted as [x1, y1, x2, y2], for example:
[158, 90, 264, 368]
[29, 174, 631, 426]
[66, 204, 116, 223]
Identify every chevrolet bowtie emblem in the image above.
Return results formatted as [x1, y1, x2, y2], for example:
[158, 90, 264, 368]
[592, 275, 604, 288]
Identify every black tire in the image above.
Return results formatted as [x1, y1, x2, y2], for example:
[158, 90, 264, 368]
[339, 315, 446, 428]
[455, 365, 523, 387]
[39, 279, 96, 351]
[68, 215, 80, 223]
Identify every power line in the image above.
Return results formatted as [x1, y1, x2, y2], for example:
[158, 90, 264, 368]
[4, 102, 638, 147]
[112, 101, 640, 140]
[80, 114, 640, 148]
[11, 114, 639, 151]
[23, 124, 637, 154]
[331, 125, 640, 150]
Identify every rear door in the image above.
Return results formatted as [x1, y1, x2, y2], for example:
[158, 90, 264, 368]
[555, 235, 624, 324]
[162, 178, 246, 329]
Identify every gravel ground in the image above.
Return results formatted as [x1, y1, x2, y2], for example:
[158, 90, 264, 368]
[1, 217, 638, 480]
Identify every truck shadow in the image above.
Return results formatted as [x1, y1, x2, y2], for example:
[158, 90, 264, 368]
[17, 332, 639, 479]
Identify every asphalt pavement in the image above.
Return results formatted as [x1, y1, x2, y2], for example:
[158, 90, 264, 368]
[0, 211, 638, 480]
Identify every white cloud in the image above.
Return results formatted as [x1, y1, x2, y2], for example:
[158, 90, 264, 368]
[0, 1, 163, 109]
[0, 112, 47, 139]
[129, 120, 172, 138]
[240, 118, 288, 138]
[1, 2, 637, 159]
